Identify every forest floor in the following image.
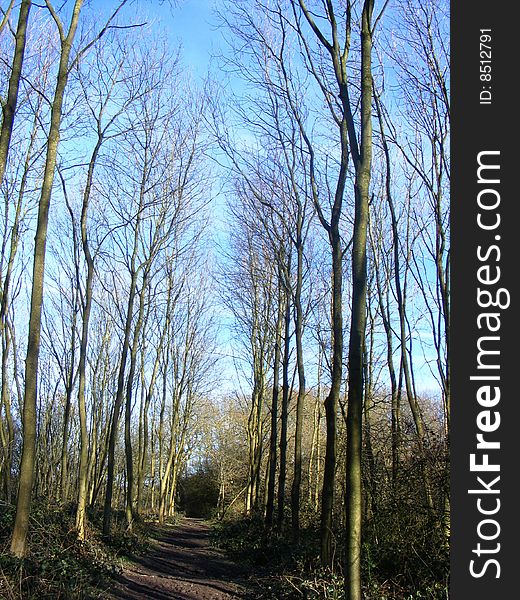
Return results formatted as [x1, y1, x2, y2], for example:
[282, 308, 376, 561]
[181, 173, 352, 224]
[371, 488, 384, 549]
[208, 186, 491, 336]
[107, 518, 253, 600]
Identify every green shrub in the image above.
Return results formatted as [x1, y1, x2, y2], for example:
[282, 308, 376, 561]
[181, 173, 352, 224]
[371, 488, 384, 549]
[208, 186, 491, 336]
[0, 502, 151, 599]
[178, 464, 220, 518]
[211, 513, 448, 600]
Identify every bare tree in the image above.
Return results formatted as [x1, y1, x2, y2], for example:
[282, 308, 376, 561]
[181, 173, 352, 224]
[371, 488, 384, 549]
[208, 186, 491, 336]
[11, 0, 131, 557]
[0, 0, 32, 187]
[11, 0, 85, 557]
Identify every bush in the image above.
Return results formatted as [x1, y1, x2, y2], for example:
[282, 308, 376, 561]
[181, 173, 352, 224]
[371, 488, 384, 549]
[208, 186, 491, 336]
[212, 516, 339, 599]
[211, 513, 448, 600]
[178, 464, 220, 518]
[0, 501, 151, 599]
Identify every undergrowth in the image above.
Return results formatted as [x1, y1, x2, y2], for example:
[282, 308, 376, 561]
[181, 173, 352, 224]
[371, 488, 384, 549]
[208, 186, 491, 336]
[211, 514, 449, 600]
[0, 501, 152, 599]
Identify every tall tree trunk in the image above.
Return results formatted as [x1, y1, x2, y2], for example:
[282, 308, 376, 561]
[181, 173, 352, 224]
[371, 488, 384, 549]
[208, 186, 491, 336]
[374, 90, 434, 511]
[103, 121, 154, 535]
[136, 286, 171, 514]
[75, 138, 102, 539]
[0, 96, 39, 503]
[60, 310, 78, 504]
[265, 276, 283, 527]
[10, 0, 83, 557]
[276, 287, 291, 530]
[124, 268, 150, 530]
[368, 209, 400, 484]
[290, 1, 351, 565]
[0, 0, 31, 186]
[60, 376, 74, 503]
[320, 229, 342, 567]
[0, 332, 14, 501]
[291, 240, 305, 540]
[345, 3, 373, 598]
[309, 343, 322, 513]
[102, 269, 137, 536]
[363, 295, 378, 520]
[246, 381, 263, 514]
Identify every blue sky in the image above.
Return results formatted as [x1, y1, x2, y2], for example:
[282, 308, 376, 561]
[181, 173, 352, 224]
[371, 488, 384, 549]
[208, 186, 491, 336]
[168, 0, 219, 73]
[144, 0, 443, 396]
[141, 0, 224, 78]
[76, 0, 444, 397]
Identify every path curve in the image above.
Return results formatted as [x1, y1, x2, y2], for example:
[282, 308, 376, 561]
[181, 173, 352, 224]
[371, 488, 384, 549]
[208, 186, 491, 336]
[108, 518, 250, 600]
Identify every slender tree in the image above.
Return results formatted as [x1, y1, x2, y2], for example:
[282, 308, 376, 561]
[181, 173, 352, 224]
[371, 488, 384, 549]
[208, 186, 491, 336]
[344, 4, 374, 596]
[0, 0, 32, 187]
[10, 0, 85, 557]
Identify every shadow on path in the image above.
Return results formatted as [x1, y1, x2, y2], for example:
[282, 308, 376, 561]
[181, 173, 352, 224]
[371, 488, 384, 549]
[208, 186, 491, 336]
[107, 518, 251, 600]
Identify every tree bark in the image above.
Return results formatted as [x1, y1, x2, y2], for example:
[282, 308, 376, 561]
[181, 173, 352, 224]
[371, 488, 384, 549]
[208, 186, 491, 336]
[10, 0, 83, 558]
[345, 3, 374, 598]
[291, 238, 305, 540]
[276, 283, 291, 530]
[102, 267, 138, 536]
[0, 0, 32, 186]
[75, 136, 102, 539]
[124, 267, 151, 530]
[265, 274, 283, 527]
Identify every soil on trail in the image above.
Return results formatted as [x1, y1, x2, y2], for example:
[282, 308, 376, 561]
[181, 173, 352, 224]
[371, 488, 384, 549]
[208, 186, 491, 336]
[108, 518, 252, 600]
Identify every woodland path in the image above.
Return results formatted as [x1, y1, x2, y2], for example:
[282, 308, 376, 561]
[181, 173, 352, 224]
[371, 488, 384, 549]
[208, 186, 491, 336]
[107, 518, 252, 600]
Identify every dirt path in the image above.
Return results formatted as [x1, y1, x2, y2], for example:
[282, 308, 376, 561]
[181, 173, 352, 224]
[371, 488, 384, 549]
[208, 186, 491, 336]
[108, 518, 251, 600]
